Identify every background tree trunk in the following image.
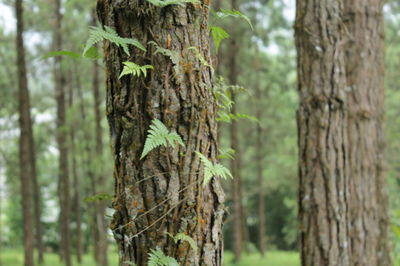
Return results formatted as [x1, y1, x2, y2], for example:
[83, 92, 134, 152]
[255, 85, 265, 256]
[229, 0, 244, 261]
[97, 1, 225, 265]
[295, 0, 390, 265]
[91, 37, 109, 266]
[53, 0, 71, 264]
[16, 0, 34, 265]
[67, 72, 83, 264]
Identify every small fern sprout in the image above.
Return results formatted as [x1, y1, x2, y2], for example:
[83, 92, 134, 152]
[148, 248, 179, 266]
[166, 232, 198, 254]
[141, 119, 185, 159]
[195, 151, 233, 186]
[119, 62, 153, 79]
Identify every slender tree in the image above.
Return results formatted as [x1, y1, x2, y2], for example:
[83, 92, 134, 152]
[16, 0, 34, 265]
[229, 0, 245, 260]
[53, 0, 71, 264]
[96, 1, 225, 265]
[295, 0, 391, 265]
[67, 71, 83, 264]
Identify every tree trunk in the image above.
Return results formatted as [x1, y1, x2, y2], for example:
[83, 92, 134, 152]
[73, 65, 100, 264]
[67, 71, 83, 264]
[16, 0, 34, 265]
[96, 1, 225, 265]
[228, 0, 244, 261]
[91, 25, 109, 265]
[53, 0, 71, 264]
[295, 0, 391, 265]
[255, 85, 265, 256]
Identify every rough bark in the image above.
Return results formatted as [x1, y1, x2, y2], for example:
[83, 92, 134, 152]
[16, 0, 34, 265]
[96, 1, 225, 265]
[255, 85, 265, 256]
[53, 0, 71, 264]
[295, 0, 391, 265]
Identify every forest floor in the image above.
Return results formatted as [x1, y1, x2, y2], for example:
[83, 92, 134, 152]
[0, 248, 300, 266]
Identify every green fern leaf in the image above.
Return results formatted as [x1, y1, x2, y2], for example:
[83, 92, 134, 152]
[195, 151, 232, 186]
[148, 248, 179, 266]
[146, 0, 199, 7]
[213, 8, 253, 30]
[210, 26, 230, 53]
[83, 26, 146, 56]
[41, 50, 81, 60]
[119, 62, 153, 79]
[218, 148, 235, 160]
[150, 41, 181, 75]
[166, 232, 197, 254]
[141, 119, 185, 159]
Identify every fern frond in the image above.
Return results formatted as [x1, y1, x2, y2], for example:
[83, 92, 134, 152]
[218, 148, 235, 160]
[141, 119, 185, 159]
[148, 248, 179, 266]
[195, 151, 232, 186]
[166, 232, 198, 254]
[187, 46, 214, 73]
[149, 41, 181, 75]
[146, 0, 199, 7]
[119, 62, 153, 79]
[213, 8, 253, 30]
[210, 26, 230, 53]
[83, 26, 146, 56]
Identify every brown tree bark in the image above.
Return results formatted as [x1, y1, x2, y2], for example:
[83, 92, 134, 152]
[295, 0, 391, 265]
[53, 0, 71, 264]
[96, 1, 225, 265]
[228, 0, 245, 261]
[67, 72, 83, 264]
[91, 27, 109, 265]
[255, 85, 265, 256]
[16, 0, 34, 265]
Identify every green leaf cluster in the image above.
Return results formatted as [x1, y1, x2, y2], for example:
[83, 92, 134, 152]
[166, 232, 198, 254]
[195, 151, 232, 186]
[83, 26, 146, 56]
[119, 62, 153, 79]
[148, 248, 179, 266]
[141, 119, 185, 159]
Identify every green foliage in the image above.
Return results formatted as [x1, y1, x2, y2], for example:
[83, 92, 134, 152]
[150, 41, 181, 75]
[146, 0, 199, 7]
[166, 232, 198, 254]
[148, 248, 179, 266]
[83, 26, 146, 56]
[141, 119, 185, 159]
[218, 148, 235, 160]
[195, 151, 232, 186]
[210, 26, 230, 53]
[213, 9, 253, 30]
[187, 46, 214, 73]
[119, 62, 153, 79]
[84, 193, 113, 203]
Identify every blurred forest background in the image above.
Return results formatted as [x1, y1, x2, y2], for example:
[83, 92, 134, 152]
[1, 0, 400, 265]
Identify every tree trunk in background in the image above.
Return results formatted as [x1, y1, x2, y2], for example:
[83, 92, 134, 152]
[73, 66, 100, 264]
[229, 0, 244, 261]
[91, 19, 109, 264]
[255, 85, 265, 256]
[53, 0, 71, 264]
[97, 1, 225, 265]
[16, 0, 34, 265]
[67, 73, 83, 264]
[295, 0, 391, 265]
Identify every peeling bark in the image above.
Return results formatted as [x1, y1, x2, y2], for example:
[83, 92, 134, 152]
[295, 0, 390, 265]
[96, 1, 225, 265]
